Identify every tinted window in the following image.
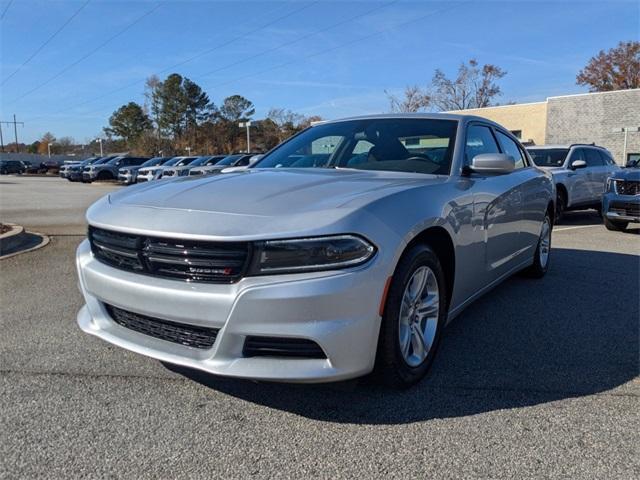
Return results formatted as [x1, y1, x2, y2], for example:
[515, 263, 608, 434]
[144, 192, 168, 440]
[584, 148, 604, 167]
[257, 118, 458, 175]
[496, 130, 526, 169]
[528, 148, 569, 167]
[465, 125, 499, 163]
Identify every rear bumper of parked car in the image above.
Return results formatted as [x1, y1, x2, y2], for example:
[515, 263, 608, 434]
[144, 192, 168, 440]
[603, 193, 640, 222]
[75, 239, 384, 383]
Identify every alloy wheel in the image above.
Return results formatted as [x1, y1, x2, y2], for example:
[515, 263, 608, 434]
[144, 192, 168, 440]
[539, 216, 551, 268]
[398, 266, 440, 367]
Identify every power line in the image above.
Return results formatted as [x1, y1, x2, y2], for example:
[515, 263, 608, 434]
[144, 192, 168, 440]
[205, 2, 469, 91]
[0, 0, 14, 20]
[1, 0, 91, 86]
[22, 1, 320, 122]
[5, 1, 164, 106]
[196, 0, 399, 82]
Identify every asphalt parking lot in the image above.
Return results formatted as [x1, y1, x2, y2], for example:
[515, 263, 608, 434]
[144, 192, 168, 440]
[1, 176, 639, 479]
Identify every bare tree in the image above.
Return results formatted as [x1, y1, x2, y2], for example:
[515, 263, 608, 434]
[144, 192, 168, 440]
[386, 86, 431, 113]
[577, 40, 640, 92]
[430, 59, 506, 111]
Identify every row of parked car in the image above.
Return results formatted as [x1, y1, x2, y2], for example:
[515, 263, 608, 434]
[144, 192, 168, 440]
[526, 143, 639, 232]
[58, 152, 263, 184]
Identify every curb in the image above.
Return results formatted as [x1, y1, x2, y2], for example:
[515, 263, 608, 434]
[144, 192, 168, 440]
[0, 224, 50, 260]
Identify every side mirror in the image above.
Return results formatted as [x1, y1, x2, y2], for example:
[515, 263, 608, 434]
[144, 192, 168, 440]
[570, 159, 587, 169]
[469, 153, 515, 174]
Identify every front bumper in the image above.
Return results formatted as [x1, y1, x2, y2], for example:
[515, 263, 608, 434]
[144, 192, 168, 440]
[82, 171, 97, 181]
[603, 193, 640, 222]
[118, 173, 135, 184]
[76, 239, 384, 383]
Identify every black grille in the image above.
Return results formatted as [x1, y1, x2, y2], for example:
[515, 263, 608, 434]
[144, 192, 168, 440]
[243, 336, 326, 359]
[615, 180, 640, 196]
[105, 304, 219, 349]
[89, 226, 250, 283]
[610, 201, 640, 217]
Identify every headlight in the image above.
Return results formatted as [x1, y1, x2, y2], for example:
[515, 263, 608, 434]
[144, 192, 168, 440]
[606, 178, 618, 193]
[248, 235, 376, 274]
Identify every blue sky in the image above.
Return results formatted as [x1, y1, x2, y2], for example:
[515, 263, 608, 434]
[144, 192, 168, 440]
[0, 0, 638, 144]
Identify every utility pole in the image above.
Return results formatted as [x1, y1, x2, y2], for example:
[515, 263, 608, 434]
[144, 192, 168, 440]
[0, 115, 24, 153]
[0, 123, 4, 153]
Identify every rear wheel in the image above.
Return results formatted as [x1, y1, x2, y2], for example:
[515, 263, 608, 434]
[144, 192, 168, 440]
[604, 217, 628, 232]
[555, 190, 566, 223]
[375, 244, 447, 388]
[523, 212, 552, 278]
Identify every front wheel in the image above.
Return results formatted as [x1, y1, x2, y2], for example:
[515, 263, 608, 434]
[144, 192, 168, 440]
[604, 217, 628, 232]
[523, 212, 552, 278]
[375, 244, 447, 388]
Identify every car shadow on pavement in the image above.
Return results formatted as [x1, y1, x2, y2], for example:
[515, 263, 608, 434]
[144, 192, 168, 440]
[165, 247, 639, 425]
[557, 209, 603, 226]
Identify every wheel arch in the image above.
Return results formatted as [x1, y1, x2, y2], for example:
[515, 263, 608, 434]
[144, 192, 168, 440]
[404, 226, 455, 307]
[556, 182, 568, 204]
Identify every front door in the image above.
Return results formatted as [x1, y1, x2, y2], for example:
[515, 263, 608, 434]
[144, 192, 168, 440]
[465, 124, 524, 282]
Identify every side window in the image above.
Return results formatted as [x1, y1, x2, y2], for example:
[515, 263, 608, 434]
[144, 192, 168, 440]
[465, 125, 499, 164]
[496, 130, 526, 169]
[584, 148, 604, 167]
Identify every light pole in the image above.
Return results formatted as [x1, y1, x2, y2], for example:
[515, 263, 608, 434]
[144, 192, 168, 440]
[94, 138, 104, 156]
[47, 142, 53, 158]
[185, 147, 192, 156]
[612, 127, 640, 165]
[159, 150, 164, 157]
[239, 121, 252, 152]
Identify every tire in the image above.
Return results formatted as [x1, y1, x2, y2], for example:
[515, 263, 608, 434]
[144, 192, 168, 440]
[604, 217, 628, 232]
[375, 244, 448, 388]
[523, 212, 552, 278]
[555, 190, 566, 224]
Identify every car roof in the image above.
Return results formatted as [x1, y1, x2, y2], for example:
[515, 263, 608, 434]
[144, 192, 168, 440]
[527, 144, 605, 150]
[313, 112, 507, 128]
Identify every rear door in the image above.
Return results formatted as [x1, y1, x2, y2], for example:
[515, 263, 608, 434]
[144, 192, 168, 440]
[583, 148, 608, 202]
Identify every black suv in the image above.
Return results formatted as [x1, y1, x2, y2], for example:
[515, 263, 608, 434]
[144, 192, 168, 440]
[0, 159, 26, 174]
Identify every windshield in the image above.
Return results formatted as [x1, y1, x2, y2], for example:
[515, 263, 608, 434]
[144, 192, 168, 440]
[162, 157, 185, 167]
[139, 157, 165, 167]
[528, 148, 568, 167]
[188, 156, 217, 167]
[106, 156, 126, 165]
[255, 118, 458, 175]
[215, 155, 242, 166]
[175, 156, 198, 167]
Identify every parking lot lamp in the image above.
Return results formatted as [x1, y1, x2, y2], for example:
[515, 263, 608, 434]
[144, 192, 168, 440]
[94, 138, 104, 157]
[47, 142, 55, 158]
[239, 121, 252, 152]
[185, 147, 192, 156]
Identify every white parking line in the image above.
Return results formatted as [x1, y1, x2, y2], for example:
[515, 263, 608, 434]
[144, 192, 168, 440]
[554, 224, 601, 232]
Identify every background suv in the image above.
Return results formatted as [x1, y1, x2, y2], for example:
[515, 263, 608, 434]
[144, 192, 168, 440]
[527, 144, 620, 221]
[602, 165, 639, 232]
[83, 156, 149, 182]
[159, 156, 200, 178]
[0, 159, 26, 174]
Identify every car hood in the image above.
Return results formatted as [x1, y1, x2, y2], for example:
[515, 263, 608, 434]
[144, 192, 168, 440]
[611, 169, 640, 181]
[90, 168, 445, 240]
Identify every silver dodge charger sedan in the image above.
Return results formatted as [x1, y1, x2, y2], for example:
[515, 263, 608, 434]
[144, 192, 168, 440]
[76, 114, 554, 387]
